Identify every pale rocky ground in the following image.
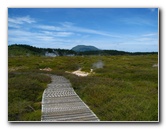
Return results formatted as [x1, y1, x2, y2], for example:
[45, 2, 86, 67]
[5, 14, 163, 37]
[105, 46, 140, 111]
[66, 68, 94, 77]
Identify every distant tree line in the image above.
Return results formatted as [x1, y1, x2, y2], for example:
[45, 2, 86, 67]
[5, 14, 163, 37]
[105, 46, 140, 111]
[77, 50, 158, 56]
[8, 44, 158, 57]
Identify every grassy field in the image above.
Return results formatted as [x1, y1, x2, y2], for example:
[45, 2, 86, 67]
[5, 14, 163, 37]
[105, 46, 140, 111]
[8, 54, 158, 121]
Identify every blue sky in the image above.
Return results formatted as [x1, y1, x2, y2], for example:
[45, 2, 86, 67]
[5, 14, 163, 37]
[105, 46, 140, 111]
[8, 8, 158, 52]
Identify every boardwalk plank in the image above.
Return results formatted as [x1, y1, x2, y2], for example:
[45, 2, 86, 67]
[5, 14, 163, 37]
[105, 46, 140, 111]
[41, 75, 99, 122]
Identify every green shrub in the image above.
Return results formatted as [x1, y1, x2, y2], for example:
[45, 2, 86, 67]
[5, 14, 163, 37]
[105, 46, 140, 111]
[20, 110, 41, 121]
[8, 73, 51, 121]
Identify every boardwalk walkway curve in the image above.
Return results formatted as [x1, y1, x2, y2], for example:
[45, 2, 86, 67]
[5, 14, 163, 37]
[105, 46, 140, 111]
[41, 75, 99, 121]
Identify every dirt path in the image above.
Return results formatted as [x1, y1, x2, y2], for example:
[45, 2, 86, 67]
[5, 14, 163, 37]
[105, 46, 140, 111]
[41, 75, 99, 121]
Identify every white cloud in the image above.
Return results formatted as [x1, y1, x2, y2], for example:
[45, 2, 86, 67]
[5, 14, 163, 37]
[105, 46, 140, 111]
[135, 37, 154, 42]
[35, 22, 119, 38]
[8, 30, 34, 36]
[54, 32, 74, 37]
[36, 25, 63, 31]
[8, 28, 75, 48]
[142, 33, 158, 37]
[61, 22, 119, 38]
[60, 22, 75, 27]
[8, 16, 36, 29]
[41, 31, 74, 37]
[8, 15, 36, 24]
[8, 23, 20, 28]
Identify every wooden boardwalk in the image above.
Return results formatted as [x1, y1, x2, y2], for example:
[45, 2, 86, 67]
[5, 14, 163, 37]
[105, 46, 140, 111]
[41, 75, 99, 121]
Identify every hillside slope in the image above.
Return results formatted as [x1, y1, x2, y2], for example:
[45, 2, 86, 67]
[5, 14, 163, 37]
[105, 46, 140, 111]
[8, 44, 76, 57]
[8, 44, 44, 56]
[71, 45, 99, 52]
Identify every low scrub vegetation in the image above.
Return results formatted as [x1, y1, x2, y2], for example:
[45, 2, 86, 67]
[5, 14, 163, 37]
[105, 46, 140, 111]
[8, 54, 158, 121]
[8, 73, 51, 121]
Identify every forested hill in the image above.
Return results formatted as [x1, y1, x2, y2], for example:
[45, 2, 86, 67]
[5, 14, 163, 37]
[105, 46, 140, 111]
[8, 44, 76, 57]
[8, 44, 44, 56]
[8, 44, 158, 57]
